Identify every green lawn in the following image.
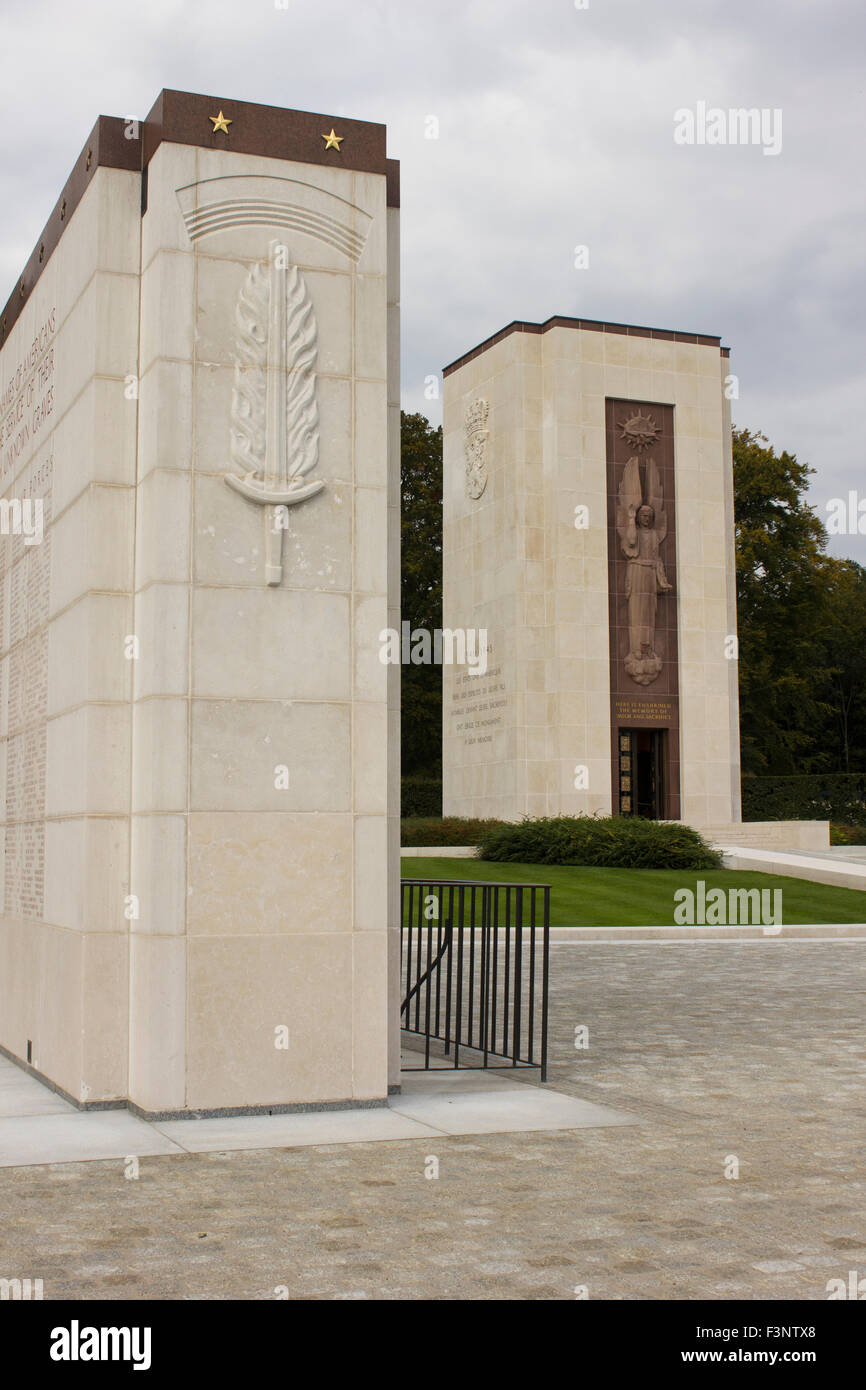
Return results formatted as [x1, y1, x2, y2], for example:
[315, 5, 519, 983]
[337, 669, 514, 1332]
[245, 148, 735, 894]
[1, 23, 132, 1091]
[400, 857, 866, 926]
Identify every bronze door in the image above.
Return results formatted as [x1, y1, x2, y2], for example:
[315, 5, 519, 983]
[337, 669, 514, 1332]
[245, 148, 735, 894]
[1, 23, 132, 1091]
[618, 729, 666, 819]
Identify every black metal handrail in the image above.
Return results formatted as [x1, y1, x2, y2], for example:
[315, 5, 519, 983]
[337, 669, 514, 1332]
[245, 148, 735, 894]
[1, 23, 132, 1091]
[402, 923, 453, 1011]
[400, 879, 550, 1080]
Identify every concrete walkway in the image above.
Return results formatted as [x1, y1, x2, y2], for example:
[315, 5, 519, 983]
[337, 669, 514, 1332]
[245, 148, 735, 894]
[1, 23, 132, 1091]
[547, 923, 866, 941]
[0, 1056, 637, 1169]
[1, 939, 864, 1299]
[720, 845, 866, 891]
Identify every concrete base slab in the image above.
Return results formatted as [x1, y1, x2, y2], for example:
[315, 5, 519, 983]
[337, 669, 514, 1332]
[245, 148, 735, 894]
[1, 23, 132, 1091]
[396, 1068, 541, 1095]
[0, 1055, 638, 1165]
[0, 1063, 74, 1118]
[390, 1073, 639, 1135]
[153, 1108, 437, 1154]
[0, 1111, 183, 1168]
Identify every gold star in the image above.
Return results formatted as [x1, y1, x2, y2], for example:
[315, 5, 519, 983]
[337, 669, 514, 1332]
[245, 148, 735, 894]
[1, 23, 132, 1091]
[322, 128, 344, 151]
[209, 110, 232, 134]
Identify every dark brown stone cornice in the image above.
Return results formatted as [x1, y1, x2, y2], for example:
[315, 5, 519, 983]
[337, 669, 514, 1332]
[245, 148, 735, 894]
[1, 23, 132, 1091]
[443, 315, 731, 377]
[1, 91, 399, 351]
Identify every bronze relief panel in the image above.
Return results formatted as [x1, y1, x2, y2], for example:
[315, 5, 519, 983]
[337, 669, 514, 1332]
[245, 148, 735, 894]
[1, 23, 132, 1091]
[605, 399, 681, 819]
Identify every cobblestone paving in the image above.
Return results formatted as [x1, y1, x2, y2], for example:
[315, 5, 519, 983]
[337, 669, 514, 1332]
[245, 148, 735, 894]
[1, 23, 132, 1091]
[2, 942, 865, 1300]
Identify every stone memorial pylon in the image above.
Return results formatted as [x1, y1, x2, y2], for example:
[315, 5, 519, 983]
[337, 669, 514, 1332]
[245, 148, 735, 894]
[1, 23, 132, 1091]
[0, 91, 401, 1115]
[441, 316, 742, 831]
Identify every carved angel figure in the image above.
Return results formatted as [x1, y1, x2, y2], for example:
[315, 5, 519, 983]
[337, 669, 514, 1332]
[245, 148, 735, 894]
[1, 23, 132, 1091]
[616, 456, 673, 685]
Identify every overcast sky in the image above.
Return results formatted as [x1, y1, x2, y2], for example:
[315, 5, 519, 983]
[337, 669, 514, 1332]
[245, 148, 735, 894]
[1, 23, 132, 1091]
[2, 0, 863, 559]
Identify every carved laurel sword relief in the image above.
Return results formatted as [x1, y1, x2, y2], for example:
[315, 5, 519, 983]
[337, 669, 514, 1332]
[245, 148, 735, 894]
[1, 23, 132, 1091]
[225, 239, 324, 585]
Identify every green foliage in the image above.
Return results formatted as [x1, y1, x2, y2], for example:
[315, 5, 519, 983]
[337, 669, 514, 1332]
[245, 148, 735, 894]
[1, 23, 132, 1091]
[734, 427, 866, 776]
[742, 773, 866, 822]
[400, 778, 442, 819]
[734, 427, 832, 774]
[400, 815, 506, 846]
[818, 559, 866, 774]
[830, 824, 866, 846]
[400, 411, 443, 777]
[477, 815, 722, 870]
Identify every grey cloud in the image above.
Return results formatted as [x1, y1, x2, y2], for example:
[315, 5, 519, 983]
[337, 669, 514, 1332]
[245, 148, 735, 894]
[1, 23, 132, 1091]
[2, 0, 864, 557]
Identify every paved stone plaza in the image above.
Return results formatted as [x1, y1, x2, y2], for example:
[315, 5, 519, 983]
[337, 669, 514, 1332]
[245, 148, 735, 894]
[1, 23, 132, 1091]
[2, 940, 864, 1300]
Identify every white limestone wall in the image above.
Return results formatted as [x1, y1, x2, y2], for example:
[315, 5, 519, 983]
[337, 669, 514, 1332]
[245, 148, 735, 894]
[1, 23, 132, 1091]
[666, 336, 739, 826]
[720, 357, 742, 822]
[442, 332, 539, 820]
[0, 165, 140, 1101]
[130, 143, 394, 1112]
[385, 203, 402, 1089]
[542, 328, 612, 817]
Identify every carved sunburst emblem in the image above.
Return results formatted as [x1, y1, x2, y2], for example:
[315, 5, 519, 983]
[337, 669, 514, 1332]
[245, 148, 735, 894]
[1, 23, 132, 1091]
[619, 411, 660, 452]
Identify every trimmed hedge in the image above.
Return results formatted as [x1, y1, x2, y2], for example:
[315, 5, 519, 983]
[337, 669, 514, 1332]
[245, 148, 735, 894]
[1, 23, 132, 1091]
[478, 815, 722, 870]
[830, 823, 866, 846]
[400, 816, 507, 847]
[742, 773, 866, 823]
[401, 777, 442, 818]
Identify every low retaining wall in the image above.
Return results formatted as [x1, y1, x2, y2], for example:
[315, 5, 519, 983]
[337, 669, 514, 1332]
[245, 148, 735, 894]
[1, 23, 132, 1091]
[720, 847, 866, 893]
[692, 820, 830, 850]
[400, 846, 477, 858]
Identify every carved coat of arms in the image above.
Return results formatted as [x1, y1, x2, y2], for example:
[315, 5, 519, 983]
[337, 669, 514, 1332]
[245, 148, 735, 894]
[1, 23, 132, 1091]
[464, 398, 490, 500]
[224, 239, 323, 585]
